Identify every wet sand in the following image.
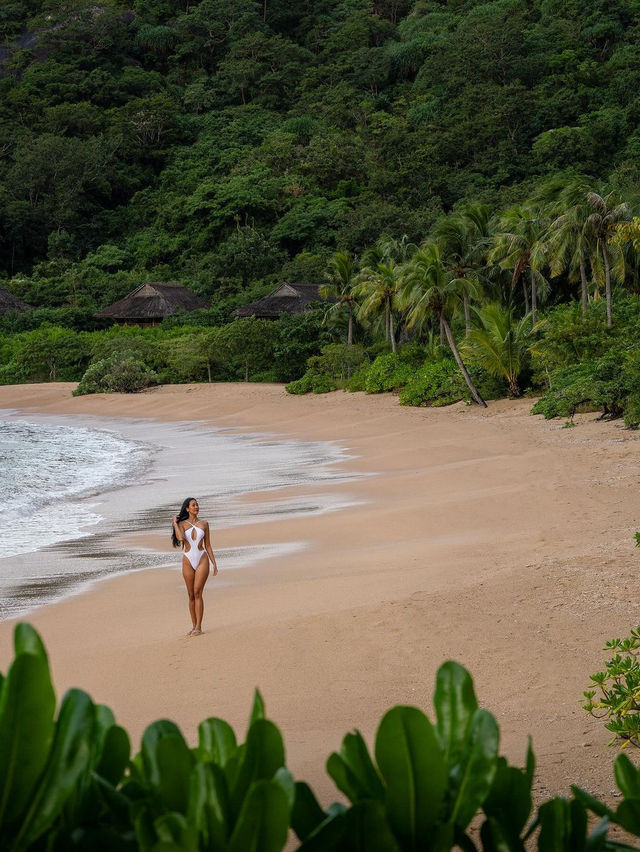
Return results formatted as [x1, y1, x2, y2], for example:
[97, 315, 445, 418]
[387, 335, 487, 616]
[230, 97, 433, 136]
[0, 382, 639, 808]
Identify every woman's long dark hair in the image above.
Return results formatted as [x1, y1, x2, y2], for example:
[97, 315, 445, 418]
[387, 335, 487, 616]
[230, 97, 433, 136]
[172, 497, 195, 548]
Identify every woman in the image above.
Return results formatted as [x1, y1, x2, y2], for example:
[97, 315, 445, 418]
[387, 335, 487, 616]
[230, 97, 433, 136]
[172, 497, 218, 636]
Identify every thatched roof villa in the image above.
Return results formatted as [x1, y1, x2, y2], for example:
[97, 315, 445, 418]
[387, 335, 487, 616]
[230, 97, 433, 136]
[95, 282, 209, 327]
[232, 283, 324, 319]
[0, 285, 31, 315]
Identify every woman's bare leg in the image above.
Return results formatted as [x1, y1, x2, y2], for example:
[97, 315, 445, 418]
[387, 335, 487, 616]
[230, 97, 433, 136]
[182, 559, 196, 632]
[192, 554, 210, 634]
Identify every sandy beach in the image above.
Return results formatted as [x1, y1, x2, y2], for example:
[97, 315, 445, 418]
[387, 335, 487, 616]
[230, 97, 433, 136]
[1, 382, 639, 808]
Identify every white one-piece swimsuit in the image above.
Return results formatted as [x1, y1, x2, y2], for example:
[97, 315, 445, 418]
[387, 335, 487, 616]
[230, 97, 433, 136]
[183, 523, 207, 570]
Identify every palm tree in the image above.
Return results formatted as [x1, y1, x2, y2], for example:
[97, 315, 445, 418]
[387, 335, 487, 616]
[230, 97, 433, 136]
[490, 204, 548, 325]
[462, 303, 530, 397]
[432, 203, 491, 336]
[545, 182, 593, 317]
[402, 243, 487, 407]
[356, 259, 405, 352]
[584, 189, 629, 328]
[320, 251, 359, 345]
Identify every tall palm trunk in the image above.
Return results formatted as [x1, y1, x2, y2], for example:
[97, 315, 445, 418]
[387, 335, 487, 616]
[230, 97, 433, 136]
[384, 303, 390, 343]
[463, 293, 471, 337]
[347, 304, 353, 346]
[601, 238, 612, 328]
[579, 259, 588, 317]
[441, 315, 487, 408]
[530, 266, 537, 325]
[522, 278, 529, 314]
[389, 310, 397, 353]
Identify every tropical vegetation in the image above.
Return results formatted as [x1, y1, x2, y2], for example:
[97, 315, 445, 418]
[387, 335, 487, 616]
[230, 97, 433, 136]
[3, 0, 640, 422]
[3, 622, 640, 850]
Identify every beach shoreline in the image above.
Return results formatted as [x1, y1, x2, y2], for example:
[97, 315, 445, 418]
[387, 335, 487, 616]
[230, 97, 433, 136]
[0, 382, 639, 807]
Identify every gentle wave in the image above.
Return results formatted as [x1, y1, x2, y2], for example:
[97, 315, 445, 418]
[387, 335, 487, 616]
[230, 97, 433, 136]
[0, 420, 150, 558]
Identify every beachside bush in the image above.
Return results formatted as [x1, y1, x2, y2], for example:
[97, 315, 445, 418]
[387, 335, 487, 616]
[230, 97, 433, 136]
[345, 364, 370, 391]
[73, 351, 158, 395]
[531, 347, 640, 422]
[583, 627, 640, 749]
[5, 624, 640, 849]
[364, 353, 415, 393]
[399, 359, 467, 407]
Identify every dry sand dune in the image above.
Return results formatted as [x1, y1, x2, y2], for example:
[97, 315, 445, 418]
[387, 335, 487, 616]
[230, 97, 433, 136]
[1, 382, 639, 807]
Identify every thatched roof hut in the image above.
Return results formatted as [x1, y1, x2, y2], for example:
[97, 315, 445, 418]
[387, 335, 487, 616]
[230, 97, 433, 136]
[0, 285, 31, 315]
[232, 283, 324, 319]
[95, 282, 209, 327]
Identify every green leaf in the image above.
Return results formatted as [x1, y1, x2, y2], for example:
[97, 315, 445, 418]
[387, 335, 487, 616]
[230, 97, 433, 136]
[273, 767, 295, 809]
[342, 800, 401, 851]
[228, 779, 290, 852]
[434, 661, 478, 767]
[449, 709, 499, 830]
[571, 786, 614, 819]
[154, 811, 197, 850]
[614, 754, 640, 800]
[17, 688, 94, 847]
[230, 719, 285, 818]
[94, 704, 116, 753]
[96, 725, 130, 786]
[13, 623, 49, 662]
[187, 762, 230, 849]
[613, 798, 640, 836]
[155, 733, 195, 814]
[141, 720, 183, 789]
[537, 797, 588, 851]
[0, 653, 56, 828]
[297, 807, 348, 851]
[479, 817, 518, 852]
[525, 738, 535, 788]
[291, 782, 327, 841]
[248, 688, 265, 730]
[483, 757, 532, 846]
[327, 731, 384, 804]
[198, 717, 237, 767]
[374, 705, 447, 848]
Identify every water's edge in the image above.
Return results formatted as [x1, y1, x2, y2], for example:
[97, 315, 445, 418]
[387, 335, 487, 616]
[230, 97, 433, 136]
[0, 412, 364, 621]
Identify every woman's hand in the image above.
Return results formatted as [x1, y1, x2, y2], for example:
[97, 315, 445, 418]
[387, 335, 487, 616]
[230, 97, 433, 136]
[173, 515, 179, 525]
[213, 563, 219, 576]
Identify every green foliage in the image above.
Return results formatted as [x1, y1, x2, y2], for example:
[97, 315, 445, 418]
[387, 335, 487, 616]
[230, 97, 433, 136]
[364, 353, 415, 394]
[74, 352, 158, 395]
[399, 360, 467, 407]
[583, 627, 640, 752]
[5, 624, 640, 849]
[463, 304, 531, 397]
[531, 347, 640, 422]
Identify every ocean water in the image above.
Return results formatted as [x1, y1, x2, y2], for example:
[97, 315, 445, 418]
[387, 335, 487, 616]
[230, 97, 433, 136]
[0, 420, 150, 558]
[0, 414, 361, 619]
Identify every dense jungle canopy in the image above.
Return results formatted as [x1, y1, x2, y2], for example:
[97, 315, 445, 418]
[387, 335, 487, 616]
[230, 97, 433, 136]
[2, 0, 640, 312]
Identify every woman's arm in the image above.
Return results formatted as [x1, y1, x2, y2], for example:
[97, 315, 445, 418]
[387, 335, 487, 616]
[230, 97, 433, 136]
[172, 516, 184, 543]
[204, 522, 218, 576]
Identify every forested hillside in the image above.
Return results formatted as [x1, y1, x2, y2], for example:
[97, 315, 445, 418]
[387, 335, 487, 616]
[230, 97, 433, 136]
[2, 0, 640, 310]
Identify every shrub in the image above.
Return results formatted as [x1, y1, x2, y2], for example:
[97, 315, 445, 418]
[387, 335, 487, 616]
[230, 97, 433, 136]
[364, 353, 415, 393]
[531, 347, 640, 422]
[399, 360, 467, 407]
[310, 373, 337, 393]
[345, 364, 370, 391]
[286, 374, 313, 394]
[74, 351, 158, 395]
[583, 627, 640, 748]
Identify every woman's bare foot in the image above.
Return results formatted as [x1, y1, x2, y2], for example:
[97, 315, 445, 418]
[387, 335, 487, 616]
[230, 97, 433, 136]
[186, 627, 196, 637]
[191, 627, 203, 636]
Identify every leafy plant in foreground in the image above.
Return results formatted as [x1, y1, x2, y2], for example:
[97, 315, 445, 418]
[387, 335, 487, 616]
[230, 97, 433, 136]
[3, 623, 640, 849]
